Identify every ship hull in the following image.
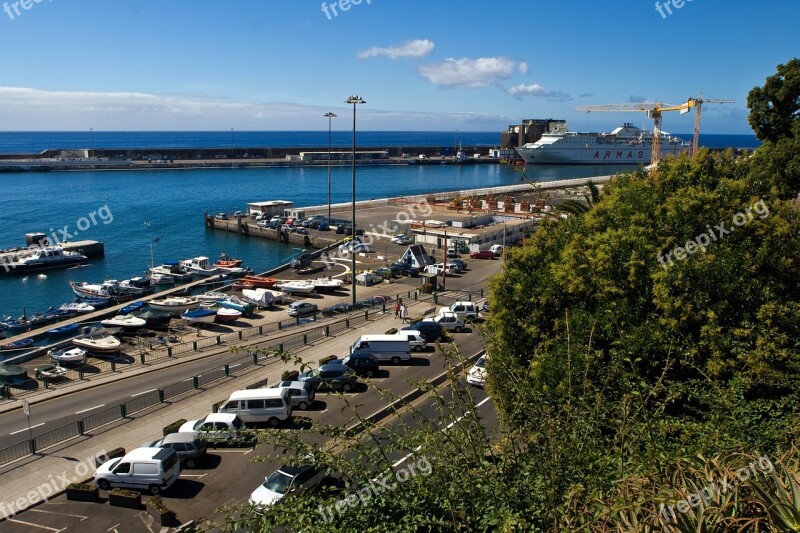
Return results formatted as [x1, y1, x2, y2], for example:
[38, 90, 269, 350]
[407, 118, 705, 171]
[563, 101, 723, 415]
[516, 144, 687, 165]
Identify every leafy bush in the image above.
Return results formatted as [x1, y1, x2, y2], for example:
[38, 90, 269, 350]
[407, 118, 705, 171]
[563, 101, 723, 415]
[109, 488, 139, 498]
[162, 419, 186, 437]
[318, 355, 337, 366]
[281, 370, 299, 382]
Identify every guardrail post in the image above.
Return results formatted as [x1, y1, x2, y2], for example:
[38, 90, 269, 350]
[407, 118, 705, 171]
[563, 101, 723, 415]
[43, 378, 49, 389]
[345, 318, 350, 328]
[111, 360, 116, 372]
[224, 364, 230, 376]
[468, 292, 473, 302]
[258, 325, 263, 335]
[279, 343, 284, 352]
[158, 389, 165, 403]
[480, 288, 484, 297]
[303, 334, 308, 345]
[253, 352, 258, 365]
[78, 420, 85, 435]
[120, 404, 127, 418]
[29, 439, 36, 455]
[216, 336, 221, 346]
[238, 331, 243, 340]
[296, 316, 300, 326]
[167, 346, 173, 358]
[192, 376, 199, 389]
[278, 321, 282, 330]
[414, 291, 418, 301]
[192, 341, 198, 351]
[325, 325, 330, 337]
[364, 311, 369, 321]
[140, 352, 146, 365]
[382, 303, 386, 314]
[78, 367, 84, 380]
[0, 384, 6, 399]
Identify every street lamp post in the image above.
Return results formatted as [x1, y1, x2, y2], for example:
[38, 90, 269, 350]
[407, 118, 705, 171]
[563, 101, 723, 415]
[324, 112, 337, 221]
[345, 95, 366, 306]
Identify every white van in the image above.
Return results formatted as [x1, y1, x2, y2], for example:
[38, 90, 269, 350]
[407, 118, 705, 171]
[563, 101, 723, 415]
[393, 331, 427, 352]
[94, 447, 181, 495]
[350, 334, 411, 364]
[218, 388, 293, 427]
[490, 244, 504, 256]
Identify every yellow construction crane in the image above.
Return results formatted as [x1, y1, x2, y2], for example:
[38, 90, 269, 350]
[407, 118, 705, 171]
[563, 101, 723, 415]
[576, 99, 695, 165]
[576, 96, 734, 164]
[690, 96, 735, 155]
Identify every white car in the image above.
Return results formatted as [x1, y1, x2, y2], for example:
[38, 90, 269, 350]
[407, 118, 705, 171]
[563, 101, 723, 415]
[390, 234, 413, 245]
[467, 355, 488, 387]
[339, 241, 372, 255]
[432, 311, 465, 332]
[249, 463, 324, 509]
[426, 263, 458, 276]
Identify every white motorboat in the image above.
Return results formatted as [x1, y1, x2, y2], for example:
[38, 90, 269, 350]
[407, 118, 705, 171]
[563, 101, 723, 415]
[49, 347, 87, 364]
[148, 273, 175, 285]
[70, 280, 129, 302]
[276, 281, 316, 294]
[150, 261, 193, 282]
[1, 246, 87, 275]
[215, 308, 241, 323]
[59, 302, 96, 313]
[180, 256, 222, 276]
[72, 332, 121, 353]
[147, 296, 202, 314]
[35, 365, 69, 379]
[181, 308, 218, 324]
[311, 277, 344, 293]
[196, 290, 228, 302]
[100, 314, 147, 329]
[241, 288, 283, 307]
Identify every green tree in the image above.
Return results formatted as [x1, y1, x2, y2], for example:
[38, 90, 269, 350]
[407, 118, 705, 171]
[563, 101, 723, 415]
[747, 57, 800, 142]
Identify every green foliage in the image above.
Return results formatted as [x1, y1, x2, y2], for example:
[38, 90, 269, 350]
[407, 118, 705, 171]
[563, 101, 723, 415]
[420, 282, 434, 294]
[318, 355, 338, 366]
[747, 57, 800, 142]
[162, 420, 186, 437]
[281, 369, 300, 381]
[109, 488, 139, 498]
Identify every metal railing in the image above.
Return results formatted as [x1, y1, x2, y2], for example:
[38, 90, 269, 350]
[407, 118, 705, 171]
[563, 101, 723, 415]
[0, 288, 486, 467]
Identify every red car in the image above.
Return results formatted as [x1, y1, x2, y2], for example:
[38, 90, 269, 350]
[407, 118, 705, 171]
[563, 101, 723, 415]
[470, 250, 496, 259]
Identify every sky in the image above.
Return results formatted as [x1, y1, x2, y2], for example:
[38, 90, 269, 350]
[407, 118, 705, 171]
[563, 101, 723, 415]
[0, 0, 797, 133]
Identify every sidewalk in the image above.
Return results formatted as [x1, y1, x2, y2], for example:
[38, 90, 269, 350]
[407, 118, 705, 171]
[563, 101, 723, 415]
[0, 301, 430, 519]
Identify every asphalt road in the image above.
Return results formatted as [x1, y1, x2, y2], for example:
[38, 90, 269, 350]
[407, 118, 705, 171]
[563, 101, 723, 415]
[0, 323, 493, 532]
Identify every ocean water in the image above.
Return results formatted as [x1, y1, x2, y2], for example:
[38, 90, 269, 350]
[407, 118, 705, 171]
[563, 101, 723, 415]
[0, 131, 761, 154]
[0, 130, 761, 318]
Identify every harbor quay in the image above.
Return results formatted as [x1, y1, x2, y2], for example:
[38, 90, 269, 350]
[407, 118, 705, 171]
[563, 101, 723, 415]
[206, 175, 614, 252]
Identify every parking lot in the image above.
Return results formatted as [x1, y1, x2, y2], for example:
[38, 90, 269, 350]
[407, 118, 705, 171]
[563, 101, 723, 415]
[0, 291, 492, 531]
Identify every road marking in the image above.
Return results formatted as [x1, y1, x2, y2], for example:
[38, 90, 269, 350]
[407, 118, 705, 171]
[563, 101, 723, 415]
[243, 448, 254, 455]
[319, 409, 329, 414]
[179, 473, 207, 478]
[31, 508, 88, 520]
[10, 422, 44, 435]
[213, 449, 251, 453]
[229, 363, 241, 369]
[393, 396, 492, 469]
[107, 524, 120, 531]
[75, 404, 105, 414]
[5, 518, 64, 532]
[131, 388, 156, 397]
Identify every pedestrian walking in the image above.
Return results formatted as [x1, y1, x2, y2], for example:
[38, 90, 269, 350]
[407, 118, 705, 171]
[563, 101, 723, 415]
[394, 301, 401, 318]
[401, 304, 409, 323]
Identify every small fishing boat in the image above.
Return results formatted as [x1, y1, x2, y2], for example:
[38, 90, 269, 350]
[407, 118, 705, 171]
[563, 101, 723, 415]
[120, 301, 145, 315]
[2, 316, 32, 333]
[180, 256, 222, 276]
[181, 308, 218, 324]
[239, 275, 277, 288]
[150, 261, 193, 282]
[213, 251, 243, 268]
[70, 280, 132, 303]
[196, 290, 228, 303]
[215, 265, 251, 278]
[136, 310, 172, 329]
[42, 307, 76, 321]
[49, 347, 87, 364]
[147, 296, 202, 314]
[148, 273, 175, 285]
[215, 308, 241, 323]
[101, 314, 147, 329]
[276, 280, 316, 294]
[1, 337, 34, 350]
[35, 364, 69, 380]
[46, 323, 81, 336]
[59, 302, 96, 314]
[241, 288, 283, 308]
[79, 296, 112, 308]
[118, 277, 153, 295]
[72, 332, 121, 353]
[217, 296, 255, 315]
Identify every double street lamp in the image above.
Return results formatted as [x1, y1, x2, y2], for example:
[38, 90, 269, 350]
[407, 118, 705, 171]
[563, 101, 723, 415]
[324, 112, 337, 221]
[345, 95, 366, 306]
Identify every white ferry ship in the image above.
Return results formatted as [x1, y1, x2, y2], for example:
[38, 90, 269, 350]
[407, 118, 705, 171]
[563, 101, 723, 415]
[515, 123, 689, 165]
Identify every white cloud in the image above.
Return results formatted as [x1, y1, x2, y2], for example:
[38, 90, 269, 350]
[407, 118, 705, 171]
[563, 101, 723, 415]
[357, 39, 434, 59]
[518, 62, 528, 75]
[417, 57, 516, 88]
[507, 83, 571, 102]
[0, 86, 513, 131]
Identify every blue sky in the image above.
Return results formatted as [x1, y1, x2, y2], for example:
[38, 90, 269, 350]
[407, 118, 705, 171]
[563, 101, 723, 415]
[0, 0, 796, 133]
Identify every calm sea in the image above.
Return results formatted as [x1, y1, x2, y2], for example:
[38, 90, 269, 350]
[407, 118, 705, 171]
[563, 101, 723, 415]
[0, 131, 761, 320]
